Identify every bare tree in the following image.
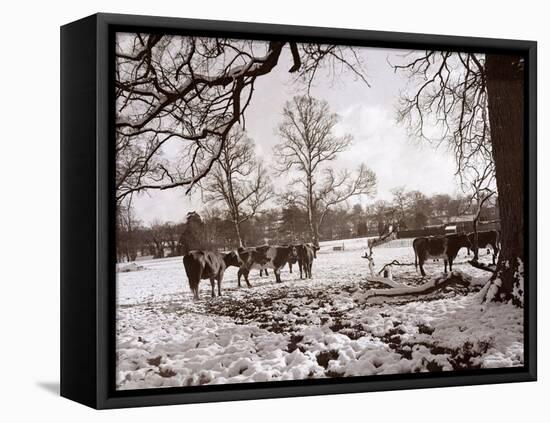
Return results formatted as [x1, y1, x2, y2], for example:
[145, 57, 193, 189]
[115, 35, 368, 204]
[406, 190, 432, 229]
[275, 96, 377, 244]
[201, 207, 230, 249]
[368, 200, 395, 236]
[390, 186, 409, 227]
[116, 196, 140, 262]
[201, 127, 273, 246]
[148, 221, 168, 259]
[316, 165, 377, 234]
[395, 51, 525, 305]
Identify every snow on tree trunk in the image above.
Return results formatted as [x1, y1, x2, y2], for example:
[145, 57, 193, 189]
[482, 54, 525, 306]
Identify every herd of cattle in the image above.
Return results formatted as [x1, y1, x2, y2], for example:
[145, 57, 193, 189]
[183, 243, 319, 300]
[182, 230, 500, 300]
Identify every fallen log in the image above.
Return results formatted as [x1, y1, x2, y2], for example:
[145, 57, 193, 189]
[362, 271, 472, 301]
[364, 275, 408, 289]
[468, 260, 497, 273]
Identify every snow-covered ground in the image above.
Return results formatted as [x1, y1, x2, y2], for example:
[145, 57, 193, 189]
[116, 238, 523, 390]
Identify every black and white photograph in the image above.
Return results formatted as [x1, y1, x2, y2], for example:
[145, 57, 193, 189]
[2, 0, 547, 418]
[114, 31, 527, 391]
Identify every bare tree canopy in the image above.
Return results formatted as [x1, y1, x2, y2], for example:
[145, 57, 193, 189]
[275, 95, 377, 244]
[200, 127, 273, 246]
[115, 34, 368, 203]
[316, 164, 377, 225]
[395, 51, 491, 178]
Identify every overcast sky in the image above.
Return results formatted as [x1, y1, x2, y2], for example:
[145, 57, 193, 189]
[131, 44, 460, 225]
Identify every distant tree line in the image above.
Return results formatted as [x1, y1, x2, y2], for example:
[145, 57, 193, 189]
[368, 188, 498, 234]
[117, 188, 497, 262]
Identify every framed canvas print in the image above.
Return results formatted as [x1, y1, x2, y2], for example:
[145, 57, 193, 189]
[60, 13, 537, 409]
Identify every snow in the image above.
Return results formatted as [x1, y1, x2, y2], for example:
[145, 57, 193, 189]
[116, 238, 523, 390]
[489, 279, 502, 301]
[513, 258, 525, 307]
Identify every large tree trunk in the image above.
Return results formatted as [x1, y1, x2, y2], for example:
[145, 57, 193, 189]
[312, 220, 320, 246]
[306, 173, 319, 245]
[482, 54, 525, 306]
[472, 206, 480, 261]
[233, 219, 244, 247]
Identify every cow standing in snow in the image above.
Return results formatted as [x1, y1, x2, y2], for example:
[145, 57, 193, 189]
[235, 246, 272, 287]
[467, 230, 500, 265]
[183, 250, 243, 300]
[413, 234, 472, 276]
[296, 243, 319, 279]
[238, 245, 298, 285]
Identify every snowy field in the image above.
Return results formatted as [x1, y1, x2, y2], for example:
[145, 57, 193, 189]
[116, 238, 524, 390]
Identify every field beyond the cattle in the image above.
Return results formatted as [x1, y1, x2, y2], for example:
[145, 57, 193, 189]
[116, 238, 524, 390]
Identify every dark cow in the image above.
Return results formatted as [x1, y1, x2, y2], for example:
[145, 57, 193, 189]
[413, 234, 471, 276]
[287, 243, 319, 276]
[183, 250, 242, 300]
[287, 252, 298, 274]
[238, 245, 298, 285]
[236, 246, 271, 287]
[305, 243, 320, 259]
[295, 244, 317, 279]
[467, 230, 500, 265]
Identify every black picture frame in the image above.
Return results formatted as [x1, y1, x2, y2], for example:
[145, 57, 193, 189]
[60, 12, 537, 409]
